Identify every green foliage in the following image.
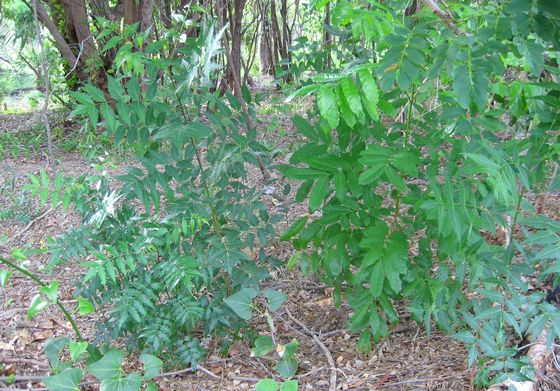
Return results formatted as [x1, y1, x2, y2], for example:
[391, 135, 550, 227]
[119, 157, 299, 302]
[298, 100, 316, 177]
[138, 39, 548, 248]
[44, 21, 281, 364]
[283, 0, 560, 386]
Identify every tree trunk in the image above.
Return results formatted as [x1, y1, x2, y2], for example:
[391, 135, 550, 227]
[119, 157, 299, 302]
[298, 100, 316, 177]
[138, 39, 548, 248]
[324, 0, 332, 69]
[259, 0, 274, 75]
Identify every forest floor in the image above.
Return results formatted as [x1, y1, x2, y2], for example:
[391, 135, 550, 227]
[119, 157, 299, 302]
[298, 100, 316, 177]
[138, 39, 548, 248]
[0, 92, 558, 390]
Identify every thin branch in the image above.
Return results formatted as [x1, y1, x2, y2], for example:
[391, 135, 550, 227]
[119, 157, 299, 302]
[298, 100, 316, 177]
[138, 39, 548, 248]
[285, 308, 337, 391]
[424, 0, 463, 35]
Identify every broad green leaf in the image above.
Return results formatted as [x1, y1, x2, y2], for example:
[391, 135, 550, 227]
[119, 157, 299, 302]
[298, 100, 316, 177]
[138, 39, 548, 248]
[102, 36, 123, 53]
[28, 294, 49, 320]
[252, 336, 275, 357]
[359, 69, 379, 121]
[369, 262, 384, 298]
[292, 115, 318, 140]
[255, 379, 278, 391]
[77, 297, 95, 315]
[308, 175, 329, 211]
[280, 380, 299, 391]
[224, 288, 258, 320]
[145, 383, 158, 391]
[262, 289, 287, 312]
[87, 349, 125, 381]
[69, 341, 88, 362]
[107, 76, 123, 100]
[82, 84, 106, 103]
[337, 85, 356, 127]
[276, 357, 298, 379]
[341, 77, 365, 123]
[100, 103, 116, 132]
[453, 64, 471, 110]
[140, 354, 163, 380]
[43, 368, 84, 391]
[283, 339, 299, 359]
[99, 373, 141, 391]
[39, 281, 59, 302]
[317, 86, 339, 129]
[44, 337, 70, 368]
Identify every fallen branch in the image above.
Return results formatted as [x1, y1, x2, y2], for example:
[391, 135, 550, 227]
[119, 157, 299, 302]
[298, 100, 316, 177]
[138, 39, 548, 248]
[0, 362, 261, 389]
[285, 308, 337, 391]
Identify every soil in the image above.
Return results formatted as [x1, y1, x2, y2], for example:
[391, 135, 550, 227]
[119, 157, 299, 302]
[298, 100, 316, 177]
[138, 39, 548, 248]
[0, 104, 558, 391]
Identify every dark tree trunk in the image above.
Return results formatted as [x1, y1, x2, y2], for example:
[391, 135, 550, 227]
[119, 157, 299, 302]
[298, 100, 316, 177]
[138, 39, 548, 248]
[324, 0, 332, 69]
[259, 0, 274, 75]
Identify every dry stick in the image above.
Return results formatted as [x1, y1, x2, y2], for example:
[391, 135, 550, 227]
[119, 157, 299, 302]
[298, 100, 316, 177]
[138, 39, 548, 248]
[0, 362, 260, 389]
[31, 0, 56, 176]
[285, 308, 337, 391]
[5, 207, 53, 245]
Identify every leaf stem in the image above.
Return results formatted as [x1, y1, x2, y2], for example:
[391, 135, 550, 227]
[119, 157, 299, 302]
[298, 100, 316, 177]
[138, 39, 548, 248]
[0, 256, 84, 342]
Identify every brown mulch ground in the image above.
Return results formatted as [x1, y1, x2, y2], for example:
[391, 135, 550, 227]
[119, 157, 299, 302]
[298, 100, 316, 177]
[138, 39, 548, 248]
[0, 104, 557, 391]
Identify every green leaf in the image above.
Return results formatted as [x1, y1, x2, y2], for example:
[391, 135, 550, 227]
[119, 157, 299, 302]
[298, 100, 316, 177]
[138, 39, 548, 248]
[262, 289, 287, 312]
[107, 76, 123, 100]
[82, 84, 106, 103]
[145, 383, 158, 391]
[102, 36, 123, 53]
[359, 69, 379, 121]
[100, 103, 116, 132]
[140, 354, 163, 380]
[276, 357, 298, 379]
[281, 216, 309, 241]
[252, 336, 275, 357]
[12, 248, 27, 260]
[99, 373, 142, 391]
[317, 86, 340, 129]
[87, 349, 125, 381]
[77, 297, 95, 315]
[39, 281, 59, 302]
[256, 379, 279, 391]
[44, 337, 70, 368]
[283, 339, 299, 359]
[292, 115, 318, 140]
[43, 368, 84, 391]
[69, 341, 88, 362]
[341, 77, 365, 123]
[308, 175, 329, 211]
[369, 262, 384, 298]
[280, 380, 299, 391]
[453, 64, 471, 110]
[0, 268, 11, 287]
[224, 288, 259, 320]
[28, 294, 49, 320]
